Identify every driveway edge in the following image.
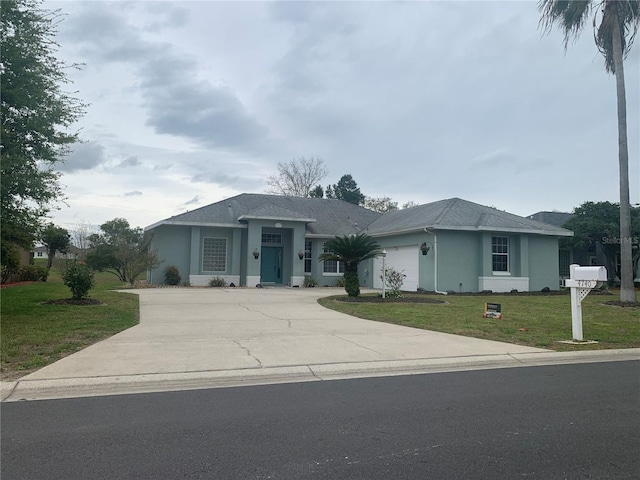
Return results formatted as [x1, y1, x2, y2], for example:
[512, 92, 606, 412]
[3, 348, 638, 402]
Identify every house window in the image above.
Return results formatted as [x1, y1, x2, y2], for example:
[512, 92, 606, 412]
[492, 236, 509, 272]
[323, 242, 344, 274]
[202, 237, 227, 272]
[261, 233, 282, 244]
[37, 252, 43, 257]
[304, 240, 312, 274]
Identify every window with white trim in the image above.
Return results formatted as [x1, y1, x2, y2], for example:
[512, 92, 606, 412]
[492, 236, 509, 272]
[323, 242, 344, 274]
[261, 233, 282, 244]
[304, 240, 312, 274]
[202, 237, 227, 272]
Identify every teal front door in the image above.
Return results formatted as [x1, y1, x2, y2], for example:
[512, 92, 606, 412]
[260, 247, 283, 284]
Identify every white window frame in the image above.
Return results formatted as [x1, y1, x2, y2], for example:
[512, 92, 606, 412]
[323, 242, 345, 275]
[491, 236, 509, 274]
[261, 233, 283, 245]
[202, 237, 227, 272]
[304, 239, 313, 275]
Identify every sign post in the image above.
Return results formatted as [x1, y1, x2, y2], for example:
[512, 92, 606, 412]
[564, 264, 607, 341]
[482, 303, 502, 319]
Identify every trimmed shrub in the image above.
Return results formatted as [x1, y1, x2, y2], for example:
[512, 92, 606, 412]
[344, 272, 360, 297]
[62, 261, 95, 299]
[164, 265, 181, 285]
[303, 277, 319, 288]
[19, 265, 49, 282]
[208, 276, 227, 287]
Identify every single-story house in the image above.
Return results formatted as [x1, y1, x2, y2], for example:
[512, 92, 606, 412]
[30, 245, 82, 260]
[145, 194, 572, 292]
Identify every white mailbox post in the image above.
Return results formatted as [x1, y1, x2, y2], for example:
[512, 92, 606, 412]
[564, 264, 607, 341]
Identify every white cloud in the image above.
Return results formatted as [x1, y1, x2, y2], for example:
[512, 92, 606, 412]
[44, 0, 638, 231]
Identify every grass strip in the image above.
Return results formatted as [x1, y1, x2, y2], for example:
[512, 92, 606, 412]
[318, 292, 639, 351]
[1, 273, 138, 380]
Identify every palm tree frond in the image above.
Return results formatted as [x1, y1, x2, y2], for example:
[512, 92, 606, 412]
[594, 0, 640, 73]
[538, 0, 593, 49]
[317, 233, 382, 268]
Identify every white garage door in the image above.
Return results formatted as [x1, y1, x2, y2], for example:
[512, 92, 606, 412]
[373, 245, 419, 291]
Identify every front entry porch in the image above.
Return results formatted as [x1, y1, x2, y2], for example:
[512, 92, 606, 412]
[260, 246, 284, 284]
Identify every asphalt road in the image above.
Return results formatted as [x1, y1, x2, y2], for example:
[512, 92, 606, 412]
[2, 361, 638, 479]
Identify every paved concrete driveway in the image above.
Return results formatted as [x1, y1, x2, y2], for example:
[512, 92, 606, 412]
[24, 287, 544, 379]
[7, 287, 635, 401]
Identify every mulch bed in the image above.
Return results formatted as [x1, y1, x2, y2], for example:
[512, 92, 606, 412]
[42, 298, 104, 306]
[336, 296, 446, 304]
[602, 301, 640, 308]
[416, 290, 571, 296]
[0, 281, 38, 289]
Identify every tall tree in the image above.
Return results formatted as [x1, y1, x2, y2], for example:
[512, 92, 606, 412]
[309, 185, 324, 198]
[325, 174, 365, 205]
[85, 218, 162, 285]
[266, 157, 328, 197]
[318, 233, 382, 297]
[564, 201, 640, 280]
[364, 196, 398, 213]
[0, 0, 85, 261]
[539, 0, 639, 302]
[40, 223, 70, 270]
[70, 220, 95, 258]
[401, 201, 419, 209]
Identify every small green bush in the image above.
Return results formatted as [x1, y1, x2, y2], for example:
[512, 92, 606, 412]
[208, 276, 227, 287]
[62, 261, 95, 299]
[19, 264, 49, 282]
[164, 265, 181, 285]
[380, 266, 406, 298]
[1, 265, 10, 283]
[334, 276, 345, 288]
[303, 277, 319, 288]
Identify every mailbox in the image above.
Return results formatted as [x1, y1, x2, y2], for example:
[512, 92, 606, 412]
[565, 264, 608, 341]
[572, 266, 607, 282]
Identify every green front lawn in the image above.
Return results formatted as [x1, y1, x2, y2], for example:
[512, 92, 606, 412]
[318, 291, 640, 351]
[1, 270, 139, 380]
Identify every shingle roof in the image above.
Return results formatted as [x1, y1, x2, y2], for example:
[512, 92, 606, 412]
[364, 198, 573, 236]
[238, 204, 316, 222]
[147, 195, 571, 238]
[526, 211, 573, 228]
[146, 193, 381, 237]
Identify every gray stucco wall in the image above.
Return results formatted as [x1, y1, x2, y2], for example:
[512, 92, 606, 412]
[148, 225, 191, 284]
[435, 230, 481, 293]
[528, 235, 560, 290]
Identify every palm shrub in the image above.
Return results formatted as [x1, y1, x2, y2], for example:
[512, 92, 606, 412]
[62, 260, 95, 299]
[318, 233, 382, 297]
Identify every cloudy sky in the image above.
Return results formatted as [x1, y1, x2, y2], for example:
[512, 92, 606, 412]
[46, 0, 639, 232]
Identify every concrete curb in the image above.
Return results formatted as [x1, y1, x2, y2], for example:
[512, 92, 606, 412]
[2, 348, 638, 402]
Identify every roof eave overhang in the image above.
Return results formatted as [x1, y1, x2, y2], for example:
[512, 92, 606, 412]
[476, 226, 573, 236]
[237, 215, 316, 223]
[365, 224, 573, 237]
[145, 221, 245, 231]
